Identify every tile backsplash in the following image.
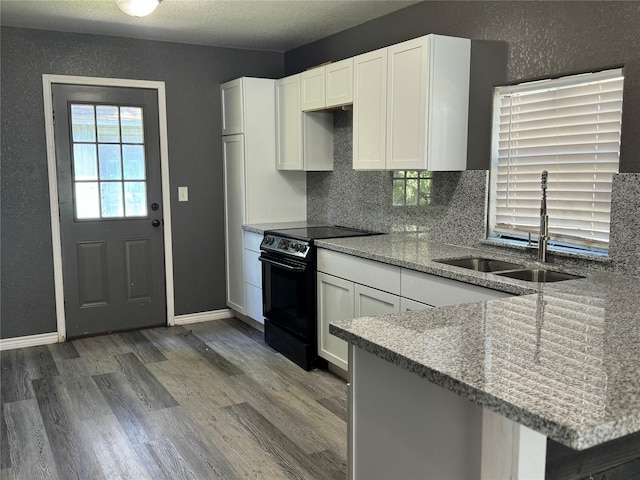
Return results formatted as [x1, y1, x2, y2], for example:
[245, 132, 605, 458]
[307, 111, 640, 277]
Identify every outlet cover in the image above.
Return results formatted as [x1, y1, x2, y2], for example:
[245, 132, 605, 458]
[178, 186, 189, 202]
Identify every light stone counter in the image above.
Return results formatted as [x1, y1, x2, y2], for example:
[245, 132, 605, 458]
[321, 233, 640, 450]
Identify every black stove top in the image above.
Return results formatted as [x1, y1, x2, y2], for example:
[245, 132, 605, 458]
[260, 225, 380, 260]
[265, 225, 379, 242]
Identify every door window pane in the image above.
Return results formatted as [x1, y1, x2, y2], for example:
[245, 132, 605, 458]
[122, 145, 146, 180]
[120, 107, 144, 143]
[124, 182, 147, 217]
[73, 144, 98, 180]
[96, 106, 120, 143]
[71, 104, 96, 142]
[71, 102, 149, 220]
[75, 182, 100, 219]
[100, 182, 124, 217]
[98, 144, 122, 180]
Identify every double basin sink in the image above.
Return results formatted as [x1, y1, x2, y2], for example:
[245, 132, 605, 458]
[435, 257, 583, 283]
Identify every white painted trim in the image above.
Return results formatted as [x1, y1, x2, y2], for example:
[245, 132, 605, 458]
[174, 309, 235, 325]
[42, 74, 175, 342]
[0, 332, 59, 351]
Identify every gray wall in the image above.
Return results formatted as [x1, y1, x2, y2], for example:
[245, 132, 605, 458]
[1, 27, 284, 338]
[285, 1, 640, 172]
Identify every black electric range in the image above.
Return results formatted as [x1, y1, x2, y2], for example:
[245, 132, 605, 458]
[259, 225, 380, 370]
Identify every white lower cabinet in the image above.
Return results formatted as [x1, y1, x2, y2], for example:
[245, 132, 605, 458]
[243, 230, 264, 323]
[318, 273, 400, 371]
[317, 248, 514, 371]
[318, 272, 354, 370]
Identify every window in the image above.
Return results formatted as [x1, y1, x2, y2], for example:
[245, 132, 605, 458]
[70, 103, 148, 220]
[393, 171, 432, 206]
[488, 68, 624, 253]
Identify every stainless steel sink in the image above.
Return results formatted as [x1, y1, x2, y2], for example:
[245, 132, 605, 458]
[496, 269, 583, 283]
[435, 257, 525, 272]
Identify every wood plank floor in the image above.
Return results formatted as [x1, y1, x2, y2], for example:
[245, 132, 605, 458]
[1, 318, 347, 480]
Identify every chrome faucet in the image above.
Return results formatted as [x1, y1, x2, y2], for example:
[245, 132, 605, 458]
[538, 170, 549, 262]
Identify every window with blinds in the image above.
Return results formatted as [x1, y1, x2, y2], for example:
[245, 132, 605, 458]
[487, 68, 624, 253]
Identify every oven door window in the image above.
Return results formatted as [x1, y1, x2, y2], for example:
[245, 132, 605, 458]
[262, 259, 314, 340]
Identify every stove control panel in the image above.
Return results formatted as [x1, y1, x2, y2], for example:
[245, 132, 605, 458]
[260, 234, 310, 258]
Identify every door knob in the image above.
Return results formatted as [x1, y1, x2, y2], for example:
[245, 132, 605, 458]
[152, 219, 161, 227]
[151, 202, 160, 211]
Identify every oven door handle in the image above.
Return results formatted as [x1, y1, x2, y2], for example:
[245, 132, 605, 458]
[259, 256, 307, 273]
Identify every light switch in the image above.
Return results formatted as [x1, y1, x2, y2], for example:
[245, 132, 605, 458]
[178, 186, 189, 202]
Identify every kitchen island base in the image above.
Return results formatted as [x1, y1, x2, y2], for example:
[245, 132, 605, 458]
[348, 345, 547, 479]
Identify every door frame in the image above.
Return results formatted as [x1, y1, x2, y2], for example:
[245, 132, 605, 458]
[42, 74, 176, 342]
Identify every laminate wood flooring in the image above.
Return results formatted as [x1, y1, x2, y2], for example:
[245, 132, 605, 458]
[1, 318, 347, 480]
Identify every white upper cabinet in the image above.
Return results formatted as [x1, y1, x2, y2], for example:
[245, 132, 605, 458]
[276, 74, 303, 170]
[301, 58, 354, 112]
[326, 58, 353, 108]
[353, 48, 388, 170]
[221, 78, 244, 135]
[301, 68, 326, 111]
[353, 34, 471, 171]
[276, 74, 334, 171]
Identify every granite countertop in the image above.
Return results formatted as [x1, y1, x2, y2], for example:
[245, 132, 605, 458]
[321, 233, 640, 450]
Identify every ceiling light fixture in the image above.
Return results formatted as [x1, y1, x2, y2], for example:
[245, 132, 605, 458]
[115, 0, 161, 18]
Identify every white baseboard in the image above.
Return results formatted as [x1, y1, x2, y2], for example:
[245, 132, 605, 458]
[0, 309, 235, 350]
[173, 308, 235, 326]
[0, 332, 59, 351]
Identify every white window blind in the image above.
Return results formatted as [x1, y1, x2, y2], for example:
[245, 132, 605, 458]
[488, 68, 624, 251]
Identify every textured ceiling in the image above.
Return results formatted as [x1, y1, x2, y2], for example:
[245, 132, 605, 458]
[0, 0, 419, 52]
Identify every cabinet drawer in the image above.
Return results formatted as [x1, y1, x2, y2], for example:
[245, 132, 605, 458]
[401, 269, 512, 307]
[400, 297, 433, 312]
[244, 249, 261, 287]
[245, 283, 264, 324]
[317, 249, 400, 295]
[244, 230, 263, 252]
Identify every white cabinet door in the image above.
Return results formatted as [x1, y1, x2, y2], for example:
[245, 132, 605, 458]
[355, 284, 400, 317]
[221, 78, 243, 135]
[243, 249, 261, 288]
[276, 74, 303, 170]
[301, 68, 326, 111]
[326, 58, 353, 107]
[353, 48, 388, 170]
[353, 34, 470, 171]
[318, 272, 354, 371]
[386, 37, 429, 170]
[223, 134, 246, 313]
[243, 231, 263, 323]
[245, 283, 264, 324]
